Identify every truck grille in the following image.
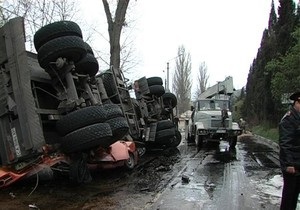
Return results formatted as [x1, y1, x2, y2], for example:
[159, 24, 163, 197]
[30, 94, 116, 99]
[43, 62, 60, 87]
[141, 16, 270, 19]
[211, 120, 229, 128]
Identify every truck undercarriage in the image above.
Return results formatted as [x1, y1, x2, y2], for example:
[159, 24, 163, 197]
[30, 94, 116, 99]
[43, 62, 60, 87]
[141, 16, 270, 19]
[0, 18, 181, 188]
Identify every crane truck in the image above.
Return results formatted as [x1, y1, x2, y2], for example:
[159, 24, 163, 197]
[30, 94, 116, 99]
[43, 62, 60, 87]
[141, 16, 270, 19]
[0, 18, 181, 187]
[185, 76, 242, 150]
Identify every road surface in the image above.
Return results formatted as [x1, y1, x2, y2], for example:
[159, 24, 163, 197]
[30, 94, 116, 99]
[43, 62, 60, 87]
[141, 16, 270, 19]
[0, 133, 288, 210]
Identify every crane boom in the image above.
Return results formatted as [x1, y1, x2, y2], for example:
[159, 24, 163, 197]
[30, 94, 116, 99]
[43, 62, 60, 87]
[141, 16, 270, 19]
[199, 76, 234, 99]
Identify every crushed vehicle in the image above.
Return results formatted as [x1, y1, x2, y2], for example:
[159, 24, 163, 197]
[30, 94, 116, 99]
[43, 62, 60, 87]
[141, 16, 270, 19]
[185, 76, 242, 150]
[0, 18, 181, 188]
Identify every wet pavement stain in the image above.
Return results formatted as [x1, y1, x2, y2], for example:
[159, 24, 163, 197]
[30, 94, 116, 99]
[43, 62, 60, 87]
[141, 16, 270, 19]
[0, 134, 282, 210]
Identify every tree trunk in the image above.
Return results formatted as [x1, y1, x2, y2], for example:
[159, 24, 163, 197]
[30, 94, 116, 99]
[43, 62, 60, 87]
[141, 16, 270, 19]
[102, 0, 129, 77]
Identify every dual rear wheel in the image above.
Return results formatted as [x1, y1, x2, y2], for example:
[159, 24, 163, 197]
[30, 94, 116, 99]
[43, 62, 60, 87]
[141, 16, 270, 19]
[56, 105, 129, 153]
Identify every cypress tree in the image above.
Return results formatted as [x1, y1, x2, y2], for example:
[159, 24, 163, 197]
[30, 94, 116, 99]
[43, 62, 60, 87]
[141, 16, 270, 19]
[243, 1, 279, 125]
[268, 0, 277, 33]
[244, 0, 299, 125]
[276, 0, 297, 55]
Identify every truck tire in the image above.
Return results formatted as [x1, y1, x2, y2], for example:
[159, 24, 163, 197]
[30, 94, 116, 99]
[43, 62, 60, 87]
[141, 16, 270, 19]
[157, 120, 174, 131]
[124, 152, 135, 170]
[196, 136, 204, 149]
[147, 77, 163, 86]
[75, 53, 99, 76]
[84, 42, 94, 55]
[100, 70, 119, 103]
[162, 92, 177, 108]
[56, 106, 107, 136]
[34, 21, 83, 51]
[229, 136, 237, 148]
[37, 35, 87, 69]
[61, 123, 113, 153]
[105, 117, 129, 140]
[69, 153, 92, 184]
[170, 130, 182, 148]
[187, 133, 196, 144]
[103, 104, 124, 119]
[148, 85, 165, 97]
[155, 127, 176, 145]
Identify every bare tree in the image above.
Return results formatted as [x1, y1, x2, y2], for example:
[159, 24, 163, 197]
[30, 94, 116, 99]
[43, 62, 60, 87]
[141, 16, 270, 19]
[0, 0, 78, 50]
[89, 1, 138, 76]
[172, 45, 192, 115]
[1, 0, 137, 76]
[194, 62, 209, 100]
[119, 33, 140, 74]
[0, 3, 3, 27]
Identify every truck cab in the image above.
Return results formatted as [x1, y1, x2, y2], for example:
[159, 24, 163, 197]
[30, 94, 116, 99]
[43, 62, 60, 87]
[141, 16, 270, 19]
[186, 77, 242, 150]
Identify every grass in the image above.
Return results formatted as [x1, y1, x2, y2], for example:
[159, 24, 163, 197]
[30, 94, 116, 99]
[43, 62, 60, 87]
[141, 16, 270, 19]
[251, 125, 279, 143]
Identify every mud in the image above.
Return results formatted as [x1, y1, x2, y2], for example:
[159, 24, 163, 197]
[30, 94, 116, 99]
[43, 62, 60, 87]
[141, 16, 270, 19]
[0, 148, 181, 210]
[0, 134, 282, 210]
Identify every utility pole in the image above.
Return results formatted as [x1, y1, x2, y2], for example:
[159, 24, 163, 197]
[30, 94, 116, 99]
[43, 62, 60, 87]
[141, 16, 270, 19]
[166, 62, 170, 92]
[165, 54, 182, 93]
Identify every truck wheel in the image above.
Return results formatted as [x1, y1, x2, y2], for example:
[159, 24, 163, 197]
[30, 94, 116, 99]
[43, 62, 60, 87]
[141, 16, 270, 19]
[155, 127, 176, 145]
[148, 85, 165, 97]
[196, 136, 204, 149]
[84, 42, 94, 55]
[38, 35, 87, 69]
[147, 77, 163, 86]
[105, 117, 129, 140]
[61, 123, 113, 153]
[230, 136, 237, 148]
[56, 106, 107, 136]
[34, 20, 83, 51]
[162, 92, 177, 108]
[157, 120, 174, 131]
[69, 153, 92, 184]
[170, 130, 182, 147]
[103, 104, 124, 119]
[187, 134, 195, 144]
[100, 70, 119, 103]
[75, 53, 99, 76]
[125, 152, 135, 170]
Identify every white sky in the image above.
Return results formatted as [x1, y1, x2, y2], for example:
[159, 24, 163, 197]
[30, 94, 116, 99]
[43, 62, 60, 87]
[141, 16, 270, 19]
[79, 0, 279, 91]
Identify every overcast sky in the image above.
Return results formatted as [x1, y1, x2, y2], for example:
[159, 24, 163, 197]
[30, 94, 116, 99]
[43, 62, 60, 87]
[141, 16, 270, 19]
[79, 0, 278, 91]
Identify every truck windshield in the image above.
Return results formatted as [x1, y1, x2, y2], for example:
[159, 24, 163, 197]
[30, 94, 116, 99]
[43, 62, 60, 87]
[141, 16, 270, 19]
[197, 100, 229, 111]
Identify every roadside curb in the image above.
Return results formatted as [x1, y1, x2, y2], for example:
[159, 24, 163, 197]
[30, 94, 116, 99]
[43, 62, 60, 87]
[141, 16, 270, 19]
[253, 134, 279, 153]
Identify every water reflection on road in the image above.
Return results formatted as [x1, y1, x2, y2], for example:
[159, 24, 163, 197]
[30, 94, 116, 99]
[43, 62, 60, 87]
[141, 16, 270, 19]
[0, 134, 284, 210]
[147, 134, 282, 210]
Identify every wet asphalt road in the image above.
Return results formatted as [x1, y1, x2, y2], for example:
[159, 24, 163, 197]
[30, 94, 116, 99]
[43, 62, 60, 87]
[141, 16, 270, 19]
[147, 134, 281, 210]
[0, 133, 283, 210]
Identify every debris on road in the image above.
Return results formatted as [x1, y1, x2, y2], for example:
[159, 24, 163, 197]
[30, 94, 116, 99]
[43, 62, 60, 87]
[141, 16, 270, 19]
[156, 165, 170, 172]
[182, 174, 190, 184]
[29, 204, 39, 209]
[9, 192, 16, 199]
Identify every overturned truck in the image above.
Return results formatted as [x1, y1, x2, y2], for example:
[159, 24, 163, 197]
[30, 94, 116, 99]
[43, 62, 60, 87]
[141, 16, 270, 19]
[0, 17, 181, 187]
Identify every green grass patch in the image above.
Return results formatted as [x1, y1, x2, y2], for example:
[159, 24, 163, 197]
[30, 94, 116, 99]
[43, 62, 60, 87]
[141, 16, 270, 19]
[251, 125, 279, 143]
